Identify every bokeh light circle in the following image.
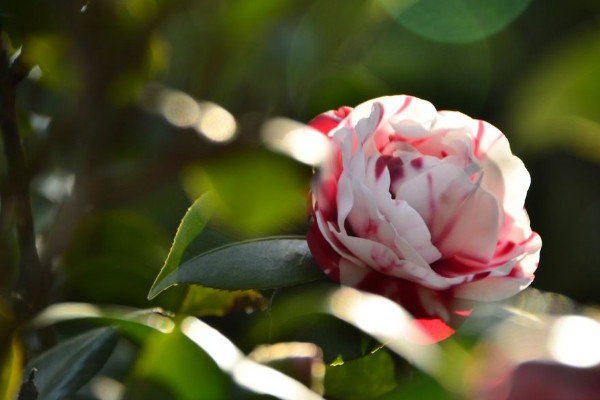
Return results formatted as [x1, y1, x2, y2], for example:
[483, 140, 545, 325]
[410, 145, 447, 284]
[379, 0, 533, 43]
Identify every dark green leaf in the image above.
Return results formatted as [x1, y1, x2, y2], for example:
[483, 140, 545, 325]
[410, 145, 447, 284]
[148, 237, 327, 299]
[24, 327, 119, 400]
[148, 191, 260, 315]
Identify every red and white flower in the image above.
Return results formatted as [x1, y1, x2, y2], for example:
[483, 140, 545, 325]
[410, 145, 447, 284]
[307, 95, 542, 342]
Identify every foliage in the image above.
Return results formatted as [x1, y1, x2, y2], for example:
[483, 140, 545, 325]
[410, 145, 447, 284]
[1, 0, 599, 399]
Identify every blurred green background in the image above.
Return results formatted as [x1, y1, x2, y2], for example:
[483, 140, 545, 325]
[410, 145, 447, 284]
[1, 0, 600, 398]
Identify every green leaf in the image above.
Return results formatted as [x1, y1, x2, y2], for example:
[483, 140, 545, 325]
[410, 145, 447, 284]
[148, 237, 326, 299]
[180, 316, 324, 400]
[149, 192, 264, 316]
[182, 149, 310, 236]
[149, 193, 216, 298]
[124, 329, 228, 400]
[325, 348, 397, 400]
[31, 303, 176, 343]
[179, 286, 263, 317]
[245, 283, 365, 364]
[376, 371, 459, 400]
[24, 327, 119, 400]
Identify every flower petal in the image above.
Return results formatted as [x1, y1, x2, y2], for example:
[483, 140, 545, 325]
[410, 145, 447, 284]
[338, 259, 369, 286]
[453, 275, 534, 302]
[434, 185, 500, 265]
[308, 106, 353, 135]
[472, 120, 531, 231]
[395, 162, 466, 226]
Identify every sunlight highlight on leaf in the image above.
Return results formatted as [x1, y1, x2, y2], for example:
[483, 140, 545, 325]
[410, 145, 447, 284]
[33, 302, 103, 323]
[328, 288, 441, 375]
[129, 328, 227, 399]
[249, 342, 325, 394]
[181, 317, 324, 400]
[31, 303, 175, 335]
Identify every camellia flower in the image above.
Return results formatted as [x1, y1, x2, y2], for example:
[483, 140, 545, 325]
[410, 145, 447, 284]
[307, 95, 542, 342]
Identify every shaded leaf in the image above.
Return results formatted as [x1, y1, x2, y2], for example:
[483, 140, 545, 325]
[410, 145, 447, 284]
[148, 237, 327, 299]
[325, 348, 397, 400]
[24, 327, 119, 400]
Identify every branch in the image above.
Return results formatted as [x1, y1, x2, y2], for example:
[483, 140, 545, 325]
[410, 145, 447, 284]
[0, 35, 51, 321]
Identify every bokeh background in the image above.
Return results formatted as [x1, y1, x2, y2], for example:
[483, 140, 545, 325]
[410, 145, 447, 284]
[1, 0, 600, 398]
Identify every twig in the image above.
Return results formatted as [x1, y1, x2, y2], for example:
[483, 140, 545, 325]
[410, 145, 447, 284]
[0, 35, 51, 320]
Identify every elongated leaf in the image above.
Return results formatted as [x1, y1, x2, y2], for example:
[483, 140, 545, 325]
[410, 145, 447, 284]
[24, 327, 119, 400]
[0, 335, 22, 400]
[149, 193, 216, 297]
[31, 303, 176, 343]
[148, 237, 326, 299]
